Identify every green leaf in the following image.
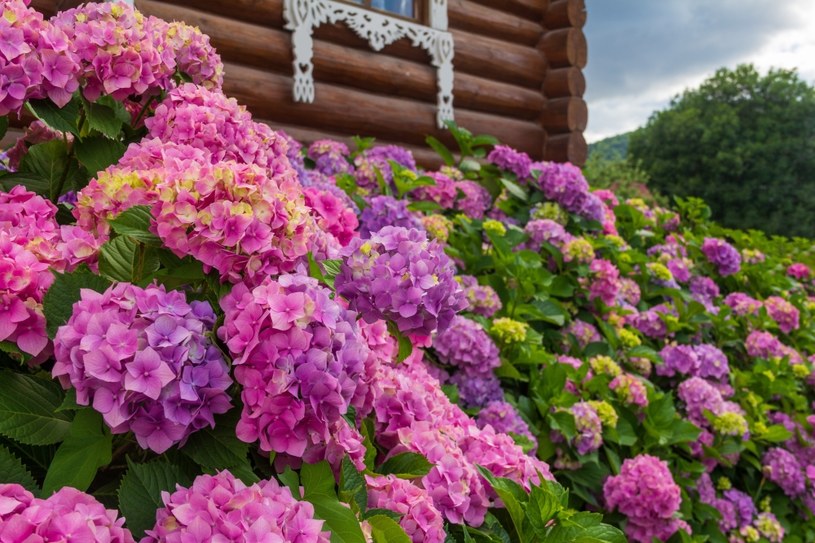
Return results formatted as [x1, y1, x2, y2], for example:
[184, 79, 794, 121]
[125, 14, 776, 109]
[378, 452, 432, 478]
[118, 459, 192, 538]
[19, 139, 69, 200]
[460, 157, 481, 172]
[0, 116, 7, 140]
[387, 322, 413, 363]
[531, 300, 567, 326]
[340, 456, 367, 512]
[107, 206, 161, 245]
[307, 494, 367, 543]
[499, 177, 528, 201]
[0, 172, 51, 195]
[43, 266, 112, 338]
[74, 135, 126, 176]
[26, 97, 81, 135]
[302, 460, 337, 497]
[181, 410, 257, 484]
[425, 136, 455, 165]
[759, 424, 794, 443]
[84, 96, 129, 139]
[0, 444, 38, 492]
[476, 467, 526, 541]
[0, 371, 71, 445]
[99, 236, 139, 282]
[278, 466, 300, 494]
[42, 408, 112, 494]
[573, 524, 627, 543]
[407, 200, 443, 213]
[368, 515, 411, 543]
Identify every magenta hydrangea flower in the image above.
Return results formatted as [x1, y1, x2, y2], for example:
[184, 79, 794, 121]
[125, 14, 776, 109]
[53, 283, 231, 454]
[308, 139, 353, 176]
[366, 475, 446, 543]
[304, 184, 359, 258]
[488, 145, 533, 183]
[657, 344, 700, 378]
[476, 401, 537, 451]
[745, 330, 786, 359]
[457, 275, 502, 318]
[522, 219, 570, 252]
[603, 454, 685, 543]
[0, 483, 134, 542]
[219, 274, 369, 464]
[143, 471, 329, 543]
[569, 401, 603, 455]
[336, 226, 466, 337]
[163, 20, 223, 89]
[454, 180, 491, 219]
[562, 319, 602, 351]
[763, 447, 806, 498]
[724, 292, 762, 316]
[609, 373, 649, 407]
[678, 377, 724, 427]
[701, 237, 741, 276]
[152, 159, 314, 283]
[433, 315, 500, 376]
[359, 195, 423, 238]
[537, 162, 604, 222]
[788, 263, 811, 280]
[764, 295, 800, 334]
[410, 171, 459, 210]
[354, 145, 417, 190]
[588, 259, 621, 306]
[629, 303, 676, 339]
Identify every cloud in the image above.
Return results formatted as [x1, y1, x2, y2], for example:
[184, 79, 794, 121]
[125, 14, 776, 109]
[583, 0, 815, 142]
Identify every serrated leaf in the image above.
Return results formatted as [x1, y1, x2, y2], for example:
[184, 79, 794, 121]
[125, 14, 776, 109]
[107, 206, 160, 245]
[118, 459, 192, 538]
[306, 494, 367, 543]
[387, 322, 413, 363]
[425, 135, 455, 166]
[368, 515, 411, 543]
[180, 410, 257, 484]
[84, 96, 129, 139]
[74, 135, 126, 176]
[0, 444, 38, 492]
[301, 460, 336, 497]
[340, 456, 367, 512]
[0, 371, 71, 445]
[499, 177, 528, 201]
[43, 265, 111, 338]
[42, 408, 112, 494]
[26, 97, 80, 135]
[378, 452, 432, 478]
[99, 236, 138, 282]
[0, 172, 51, 196]
[476, 467, 526, 541]
[19, 139, 69, 200]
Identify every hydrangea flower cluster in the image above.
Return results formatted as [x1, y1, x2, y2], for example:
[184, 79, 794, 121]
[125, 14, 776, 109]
[488, 145, 533, 182]
[411, 171, 458, 209]
[696, 473, 756, 533]
[433, 315, 500, 376]
[164, 20, 224, 89]
[354, 145, 416, 190]
[304, 184, 359, 256]
[788, 262, 811, 280]
[450, 371, 504, 408]
[53, 283, 232, 453]
[457, 275, 502, 317]
[336, 226, 466, 337]
[421, 214, 454, 242]
[609, 373, 648, 407]
[143, 471, 329, 543]
[365, 475, 446, 543]
[152, 160, 314, 283]
[0, 484, 134, 542]
[491, 317, 528, 344]
[476, 401, 537, 450]
[218, 274, 368, 463]
[701, 237, 741, 276]
[762, 447, 806, 497]
[359, 195, 423, 238]
[724, 292, 762, 316]
[454, 180, 492, 219]
[764, 295, 800, 334]
[569, 401, 603, 455]
[308, 139, 353, 176]
[522, 219, 570, 252]
[538, 162, 605, 222]
[603, 455, 687, 543]
[588, 258, 621, 306]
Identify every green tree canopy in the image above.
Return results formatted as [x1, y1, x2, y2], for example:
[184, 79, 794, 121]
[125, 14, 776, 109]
[629, 64, 815, 237]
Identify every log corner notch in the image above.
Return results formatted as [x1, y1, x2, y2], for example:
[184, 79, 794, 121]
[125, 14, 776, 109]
[540, 0, 588, 166]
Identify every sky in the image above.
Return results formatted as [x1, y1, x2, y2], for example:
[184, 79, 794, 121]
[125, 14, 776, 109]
[583, 0, 815, 143]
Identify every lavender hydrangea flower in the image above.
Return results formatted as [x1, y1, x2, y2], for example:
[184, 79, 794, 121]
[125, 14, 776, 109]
[354, 145, 416, 190]
[488, 145, 533, 182]
[763, 447, 806, 497]
[476, 401, 537, 451]
[701, 237, 741, 276]
[359, 195, 423, 238]
[336, 226, 467, 337]
[433, 315, 500, 376]
[454, 180, 491, 219]
[522, 219, 570, 252]
[450, 372, 504, 408]
[308, 139, 353, 176]
[53, 283, 232, 454]
[537, 162, 604, 222]
[570, 401, 603, 455]
[457, 275, 502, 317]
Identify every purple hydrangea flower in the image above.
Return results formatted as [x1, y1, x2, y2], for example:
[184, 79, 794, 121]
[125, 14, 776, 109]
[488, 145, 533, 182]
[454, 180, 491, 219]
[336, 226, 467, 337]
[476, 401, 537, 452]
[433, 315, 500, 376]
[359, 195, 423, 238]
[354, 145, 416, 190]
[701, 237, 741, 276]
[763, 447, 806, 497]
[53, 283, 232, 454]
[570, 401, 603, 455]
[457, 275, 502, 318]
[522, 219, 570, 252]
[450, 372, 503, 408]
[308, 139, 353, 176]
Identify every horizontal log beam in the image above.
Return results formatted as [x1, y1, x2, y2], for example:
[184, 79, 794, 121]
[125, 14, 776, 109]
[468, 0, 548, 21]
[451, 29, 546, 89]
[544, 67, 586, 97]
[137, 0, 544, 119]
[448, 0, 542, 46]
[540, 27, 587, 69]
[541, 97, 588, 133]
[141, 0, 285, 28]
[222, 62, 544, 157]
[544, 0, 587, 30]
[544, 131, 587, 166]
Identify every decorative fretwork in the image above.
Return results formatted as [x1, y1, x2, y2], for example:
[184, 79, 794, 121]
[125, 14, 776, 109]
[283, 0, 454, 127]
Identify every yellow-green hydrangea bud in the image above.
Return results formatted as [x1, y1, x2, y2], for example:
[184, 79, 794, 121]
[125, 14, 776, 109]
[483, 219, 506, 237]
[563, 238, 595, 264]
[420, 215, 453, 243]
[440, 165, 464, 181]
[716, 477, 732, 491]
[589, 355, 622, 377]
[712, 412, 749, 437]
[626, 198, 648, 212]
[532, 202, 569, 225]
[792, 363, 810, 379]
[589, 400, 618, 428]
[626, 356, 652, 376]
[740, 526, 760, 543]
[619, 252, 632, 264]
[605, 235, 627, 249]
[759, 496, 772, 513]
[753, 421, 768, 436]
[755, 513, 784, 543]
[646, 262, 674, 282]
[619, 329, 641, 348]
[491, 317, 528, 344]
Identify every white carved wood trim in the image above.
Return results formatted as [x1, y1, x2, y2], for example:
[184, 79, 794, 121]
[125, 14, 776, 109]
[283, 0, 454, 128]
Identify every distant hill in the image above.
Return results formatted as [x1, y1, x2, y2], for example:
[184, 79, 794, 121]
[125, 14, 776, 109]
[588, 132, 631, 161]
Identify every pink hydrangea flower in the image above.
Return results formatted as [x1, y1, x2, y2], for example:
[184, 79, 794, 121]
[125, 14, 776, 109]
[588, 258, 621, 306]
[764, 296, 800, 334]
[366, 475, 446, 543]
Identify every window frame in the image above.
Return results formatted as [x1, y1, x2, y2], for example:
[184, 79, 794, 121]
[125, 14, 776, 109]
[336, 0, 427, 25]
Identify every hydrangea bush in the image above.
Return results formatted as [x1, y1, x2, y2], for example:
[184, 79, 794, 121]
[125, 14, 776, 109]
[2, 1, 813, 542]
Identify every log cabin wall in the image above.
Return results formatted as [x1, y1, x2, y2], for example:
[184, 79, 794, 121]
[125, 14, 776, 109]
[24, 0, 589, 167]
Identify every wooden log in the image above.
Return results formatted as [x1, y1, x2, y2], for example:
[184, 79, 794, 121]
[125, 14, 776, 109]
[143, 0, 285, 28]
[544, 67, 586, 97]
[451, 29, 546, 88]
[545, 132, 587, 165]
[541, 97, 587, 133]
[544, 0, 587, 30]
[222, 63, 544, 157]
[540, 27, 587, 69]
[137, 0, 544, 119]
[267, 122, 445, 169]
[447, 0, 542, 46]
[468, 0, 548, 21]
